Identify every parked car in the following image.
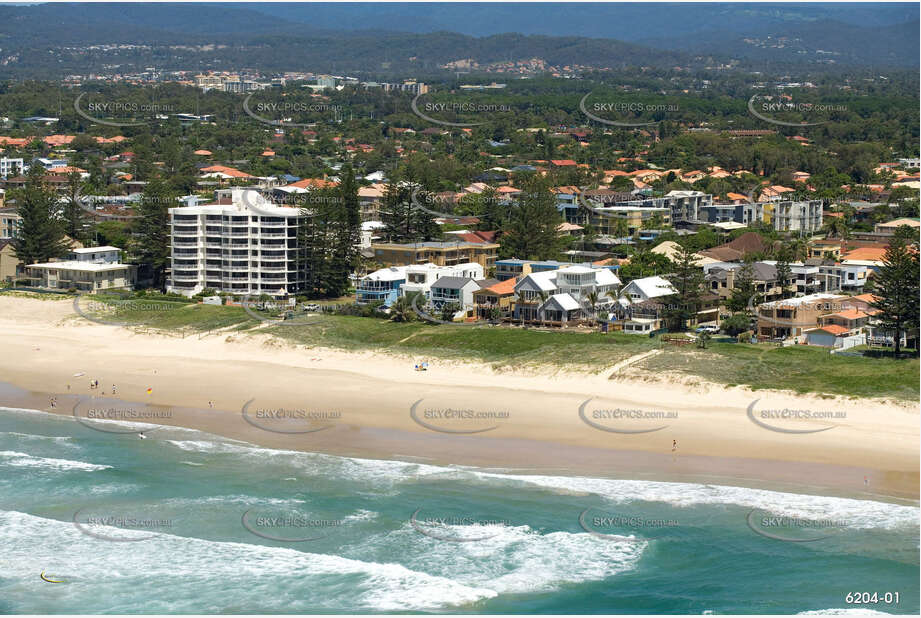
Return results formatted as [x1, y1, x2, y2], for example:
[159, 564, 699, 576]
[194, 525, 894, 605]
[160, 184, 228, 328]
[695, 325, 720, 334]
[301, 303, 320, 312]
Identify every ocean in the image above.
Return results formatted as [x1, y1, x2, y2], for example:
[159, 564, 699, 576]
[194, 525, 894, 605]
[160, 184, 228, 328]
[1, 405, 918, 614]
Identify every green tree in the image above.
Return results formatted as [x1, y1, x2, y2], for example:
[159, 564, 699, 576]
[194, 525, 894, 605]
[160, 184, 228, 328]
[62, 171, 87, 243]
[727, 260, 757, 313]
[381, 181, 440, 243]
[135, 176, 174, 289]
[13, 167, 70, 268]
[869, 240, 920, 356]
[499, 177, 565, 260]
[774, 248, 794, 300]
[328, 165, 361, 297]
[664, 239, 705, 331]
[891, 224, 920, 245]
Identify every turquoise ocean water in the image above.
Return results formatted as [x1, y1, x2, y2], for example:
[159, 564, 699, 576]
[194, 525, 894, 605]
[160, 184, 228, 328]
[1, 405, 918, 614]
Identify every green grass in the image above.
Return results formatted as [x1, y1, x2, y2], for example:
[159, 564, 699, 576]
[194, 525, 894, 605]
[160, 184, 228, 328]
[273, 315, 657, 371]
[642, 341, 919, 401]
[79, 296, 256, 333]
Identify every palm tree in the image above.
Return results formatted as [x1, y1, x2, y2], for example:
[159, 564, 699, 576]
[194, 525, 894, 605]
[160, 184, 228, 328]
[536, 290, 549, 327]
[585, 290, 599, 325]
[389, 294, 414, 323]
[823, 217, 850, 240]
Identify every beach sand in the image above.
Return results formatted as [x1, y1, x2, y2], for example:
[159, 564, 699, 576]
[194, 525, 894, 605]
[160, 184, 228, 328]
[1, 295, 917, 501]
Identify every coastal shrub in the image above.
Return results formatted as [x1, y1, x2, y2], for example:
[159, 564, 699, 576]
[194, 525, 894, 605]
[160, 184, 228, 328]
[721, 313, 751, 337]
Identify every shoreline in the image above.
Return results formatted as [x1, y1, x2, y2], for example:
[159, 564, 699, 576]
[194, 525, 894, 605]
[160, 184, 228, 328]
[1, 295, 918, 502]
[1, 383, 916, 506]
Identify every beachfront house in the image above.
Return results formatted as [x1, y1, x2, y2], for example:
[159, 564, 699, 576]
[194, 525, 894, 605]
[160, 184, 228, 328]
[356, 266, 407, 306]
[473, 278, 516, 320]
[619, 276, 677, 304]
[429, 275, 493, 310]
[618, 276, 679, 335]
[512, 265, 622, 324]
[399, 262, 484, 300]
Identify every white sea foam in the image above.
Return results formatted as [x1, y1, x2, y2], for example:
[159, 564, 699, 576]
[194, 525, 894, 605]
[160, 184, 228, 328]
[0, 509, 496, 612]
[354, 521, 645, 596]
[163, 433, 919, 531]
[0, 450, 111, 472]
[162, 495, 305, 507]
[0, 431, 74, 444]
[343, 509, 379, 523]
[463, 472, 920, 531]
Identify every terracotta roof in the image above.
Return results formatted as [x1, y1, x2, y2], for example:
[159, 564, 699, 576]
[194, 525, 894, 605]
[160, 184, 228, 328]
[550, 159, 577, 166]
[850, 293, 879, 304]
[482, 277, 517, 295]
[287, 178, 337, 189]
[812, 324, 850, 336]
[200, 165, 252, 179]
[457, 230, 498, 244]
[843, 247, 887, 262]
[825, 309, 869, 320]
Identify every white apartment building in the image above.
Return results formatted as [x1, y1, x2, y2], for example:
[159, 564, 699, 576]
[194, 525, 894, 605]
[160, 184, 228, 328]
[0, 157, 25, 179]
[166, 189, 305, 298]
[0, 206, 20, 239]
[24, 245, 136, 291]
[738, 200, 823, 234]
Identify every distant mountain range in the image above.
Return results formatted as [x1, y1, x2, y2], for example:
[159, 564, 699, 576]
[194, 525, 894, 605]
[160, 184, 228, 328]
[0, 2, 916, 77]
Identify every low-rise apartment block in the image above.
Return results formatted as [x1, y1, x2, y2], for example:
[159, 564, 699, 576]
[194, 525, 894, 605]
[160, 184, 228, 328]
[756, 293, 849, 339]
[24, 245, 135, 291]
[370, 241, 499, 270]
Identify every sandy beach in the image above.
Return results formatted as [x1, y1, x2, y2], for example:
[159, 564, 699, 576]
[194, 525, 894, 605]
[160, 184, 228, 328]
[1, 294, 918, 500]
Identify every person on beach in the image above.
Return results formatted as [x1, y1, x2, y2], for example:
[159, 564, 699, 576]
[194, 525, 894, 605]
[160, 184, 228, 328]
[672, 439, 677, 452]
[112, 384, 117, 395]
[209, 401, 214, 409]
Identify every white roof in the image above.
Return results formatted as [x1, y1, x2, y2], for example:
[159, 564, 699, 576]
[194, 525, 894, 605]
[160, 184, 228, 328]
[363, 266, 407, 282]
[626, 276, 677, 299]
[665, 190, 706, 198]
[27, 260, 132, 272]
[543, 293, 581, 311]
[710, 221, 747, 230]
[71, 246, 121, 253]
[760, 293, 845, 308]
[593, 268, 622, 286]
[557, 265, 594, 275]
[524, 270, 558, 292]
